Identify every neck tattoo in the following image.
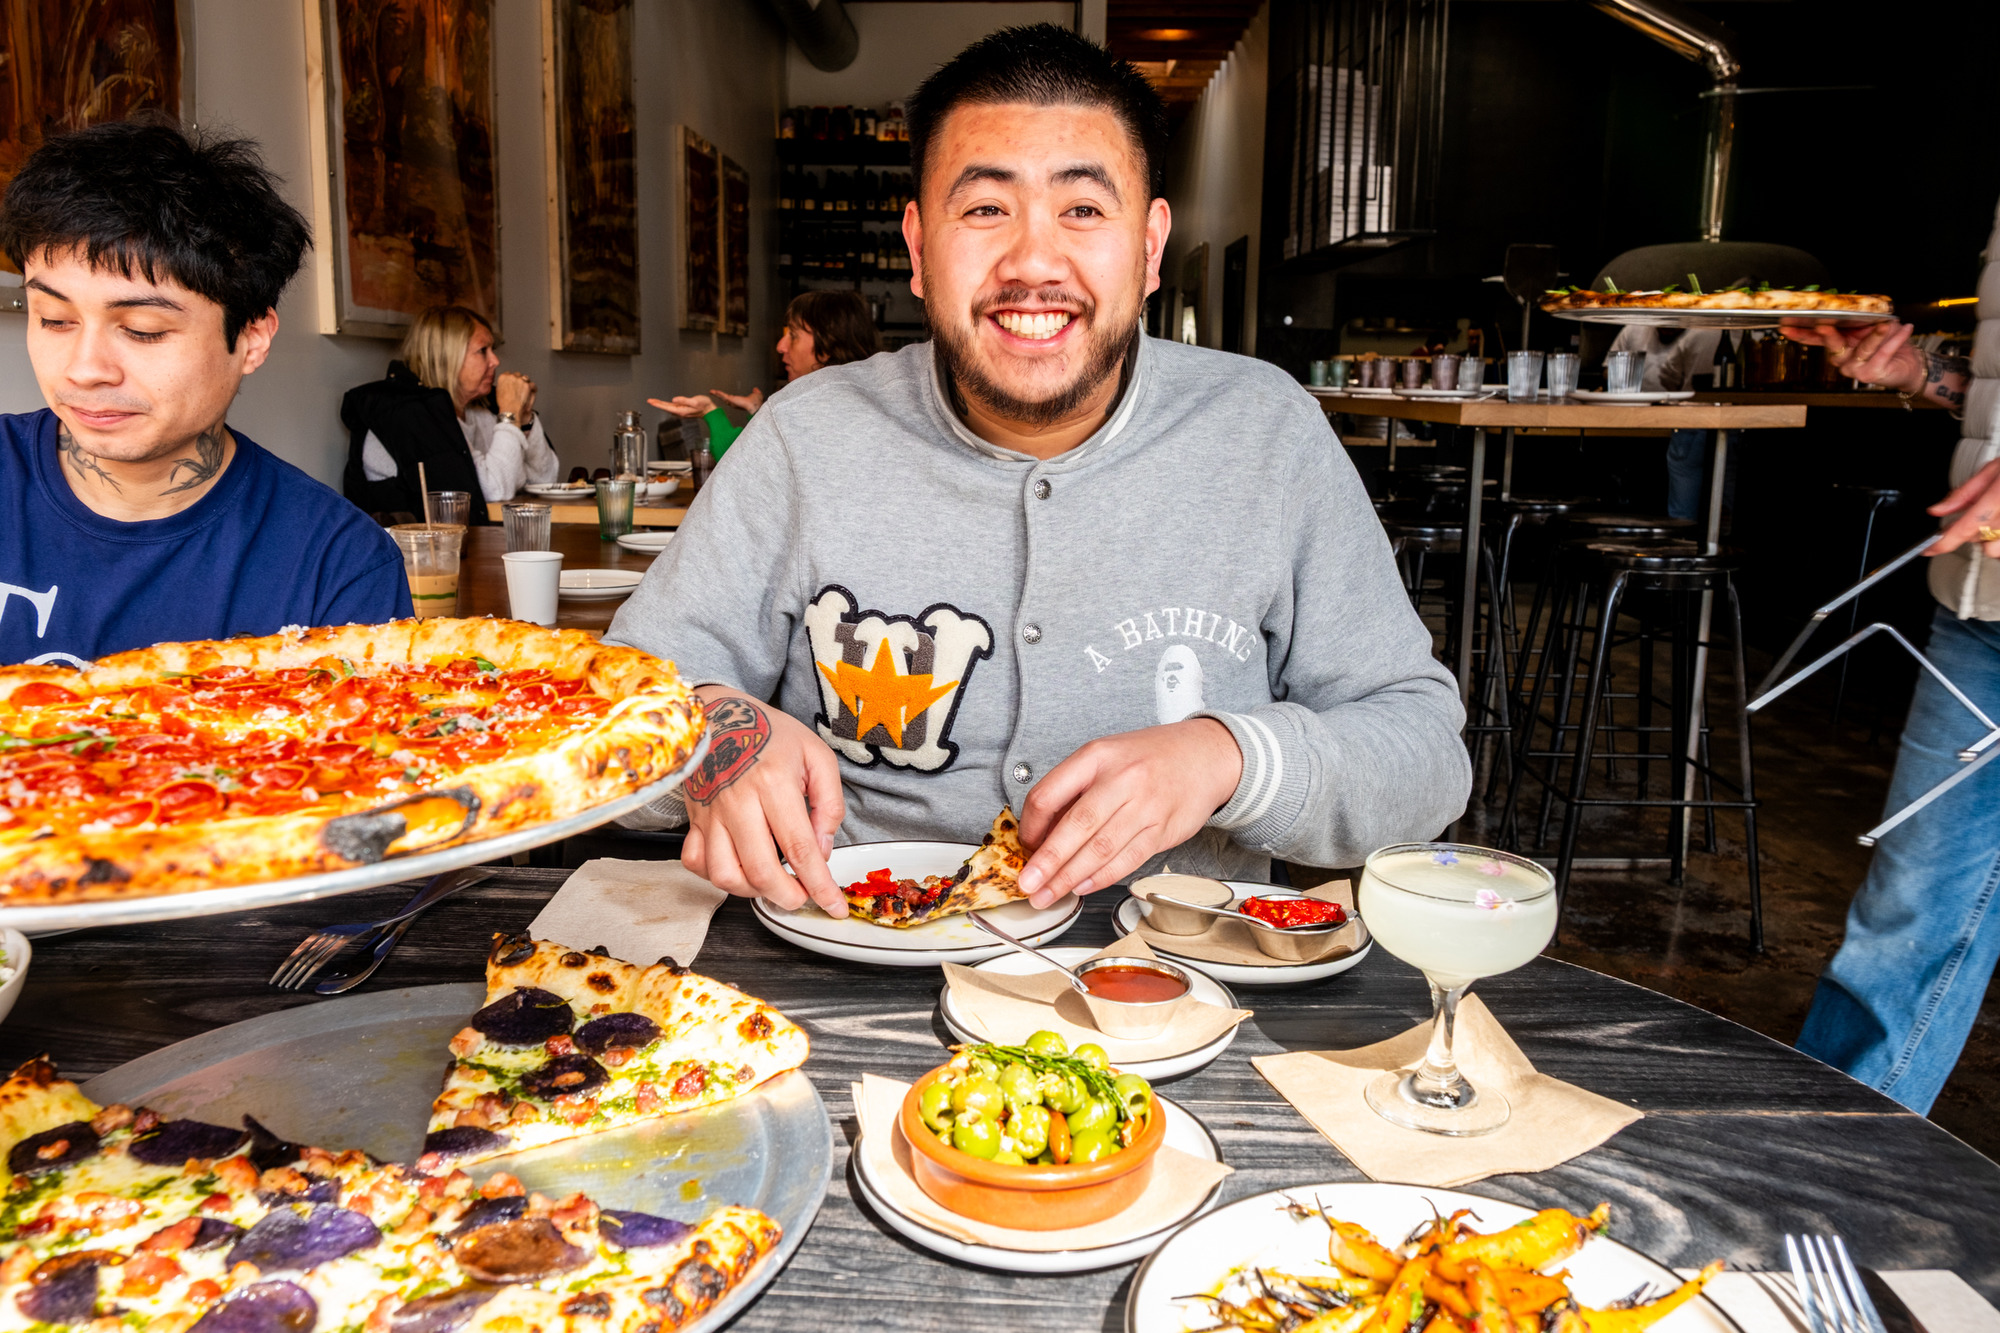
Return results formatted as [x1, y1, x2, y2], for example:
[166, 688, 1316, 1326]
[57, 425, 122, 493]
[161, 423, 228, 497]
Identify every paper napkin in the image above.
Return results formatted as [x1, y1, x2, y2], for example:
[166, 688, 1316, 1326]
[1127, 878, 1369, 968]
[1691, 1269, 1998, 1332]
[1252, 994, 1641, 1187]
[526, 859, 727, 968]
[851, 1073, 1232, 1253]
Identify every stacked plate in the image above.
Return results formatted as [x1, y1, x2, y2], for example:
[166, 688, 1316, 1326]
[558, 569, 644, 600]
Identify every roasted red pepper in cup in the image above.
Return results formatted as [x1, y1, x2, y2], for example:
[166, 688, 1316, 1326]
[1241, 896, 1347, 930]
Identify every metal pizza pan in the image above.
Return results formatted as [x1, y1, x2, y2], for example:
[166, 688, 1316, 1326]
[79, 982, 830, 1333]
[1549, 306, 1895, 329]
[0, 732, 708, 933]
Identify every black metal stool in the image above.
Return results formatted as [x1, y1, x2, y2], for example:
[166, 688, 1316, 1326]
[1553, 543, 1763, 951]
[1480, 496, 1598, 800]
[1828, 484, 1902, 724]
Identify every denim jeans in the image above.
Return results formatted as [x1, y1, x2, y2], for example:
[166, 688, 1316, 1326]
[1796, 605, 2000, 1112]
[1665, 430, 1738, 522]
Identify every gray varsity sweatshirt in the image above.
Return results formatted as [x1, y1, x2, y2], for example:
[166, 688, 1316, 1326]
[606, 334, 1470, 879]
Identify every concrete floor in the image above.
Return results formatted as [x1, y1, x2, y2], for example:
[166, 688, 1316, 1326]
[1446, 600, 2000, 1162]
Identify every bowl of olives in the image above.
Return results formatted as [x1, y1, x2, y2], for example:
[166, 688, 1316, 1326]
[898, 1031, 1164, 1230]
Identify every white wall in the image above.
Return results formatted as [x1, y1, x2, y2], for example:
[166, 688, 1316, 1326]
[1161, 3, 1268, 356]
[0, 0, 788, 488]
[785, 2, 1074, 111]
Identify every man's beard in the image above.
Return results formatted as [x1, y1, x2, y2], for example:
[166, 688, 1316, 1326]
[929, 282, 1138, 429]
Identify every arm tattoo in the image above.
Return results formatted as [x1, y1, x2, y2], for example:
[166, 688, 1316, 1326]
[683, 697, 772, 804]
[56, 426, 121, 492]
[161, 423, 228, 496]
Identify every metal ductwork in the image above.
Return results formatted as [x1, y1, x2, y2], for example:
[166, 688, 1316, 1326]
[1590, 0, 1741, 243]
[769, 0, 859, 72]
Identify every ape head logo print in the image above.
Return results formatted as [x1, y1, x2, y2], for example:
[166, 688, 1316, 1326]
[803, 585, 993, 771]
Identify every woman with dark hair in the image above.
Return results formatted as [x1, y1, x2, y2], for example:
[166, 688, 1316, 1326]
[649, 290, 879, 458]
[342, 305, 559, 520]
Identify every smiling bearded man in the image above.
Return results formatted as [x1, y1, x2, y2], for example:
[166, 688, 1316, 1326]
[607, 24, 1469, 914]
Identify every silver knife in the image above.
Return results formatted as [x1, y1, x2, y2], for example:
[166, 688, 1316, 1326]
[1859, 1267, 1929, 1333]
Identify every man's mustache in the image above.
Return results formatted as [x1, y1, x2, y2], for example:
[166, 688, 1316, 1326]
[59, 396, 151, 414]
[974, 287, 1094, 319]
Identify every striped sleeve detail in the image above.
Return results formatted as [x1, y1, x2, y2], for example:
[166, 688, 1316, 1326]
[1200, 708, 1312, 848]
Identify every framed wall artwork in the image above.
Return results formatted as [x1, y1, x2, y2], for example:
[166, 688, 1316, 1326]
[540, 0, 637, 354]
[721, 155, 749, 337]
[680, 127, 721, 332]
[301, 0, 501, 339]
[0, 0, 188, 276]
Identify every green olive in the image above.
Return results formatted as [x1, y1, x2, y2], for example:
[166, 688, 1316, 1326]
[1024, 1030, 1068, 1056]
[967, 1054, 1002, 1083]
[1068, 1126, 1118, 1163]
[1067, 1096, 1116, 1135]
[935, 1126, 954, 1148]
[950, 1076, 1005, 1120]
[991, 1147, 1025, 1165]
[1008, 1102, 1052, 1158]
[1073, 1043, 1111, 1072]
[952, 1114, 1002, 1159]
[997, 1062, 1041, 1108]
[1034, 1150, 1056, 1165]
[1042, 1070, 1087, 1115]
[1112, 1072, 1154, 1118]
[919, 1079, 955, 1131]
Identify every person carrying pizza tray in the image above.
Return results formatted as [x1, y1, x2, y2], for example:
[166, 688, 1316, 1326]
[607, 25, 1470, 916]
[0, 120, 411, 669]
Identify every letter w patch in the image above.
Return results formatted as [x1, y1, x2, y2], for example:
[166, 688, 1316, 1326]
[801, 585, 993, 772]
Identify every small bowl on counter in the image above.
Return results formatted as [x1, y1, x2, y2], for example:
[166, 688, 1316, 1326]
[1132, 873, 1355, 964]
[0, 929, 32, 1026]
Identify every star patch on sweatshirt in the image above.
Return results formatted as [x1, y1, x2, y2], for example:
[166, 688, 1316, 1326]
[802, 584, 993, 771]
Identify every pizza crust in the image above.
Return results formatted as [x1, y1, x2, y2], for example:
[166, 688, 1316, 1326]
[845, 807, 1031, 928]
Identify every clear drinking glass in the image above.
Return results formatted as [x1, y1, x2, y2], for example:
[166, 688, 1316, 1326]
[1399, 357, 1424, 390]
[501, 501, 551, 553]
[1328, 358, 1353, 390]
[1356, 842, 1558, 1135]
[1431, 354, 1460, 391]
[1308, 359, 1331, 387]
[1546, 352, 1581, 399]
[594, 478, 635, 540]
[1506, 351, 1545, 402]
[1606, 350, 1648, 394]
[389, 523, 464, 619]
[425, 490, 471, 527]
[1458, 355, 1487, 389]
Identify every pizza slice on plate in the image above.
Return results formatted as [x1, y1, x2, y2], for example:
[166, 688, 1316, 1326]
[841, 806, 1031, 928]
[419, 937, 810, 1172]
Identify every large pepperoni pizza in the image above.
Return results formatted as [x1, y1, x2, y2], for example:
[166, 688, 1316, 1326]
[0, 619, 704, 907]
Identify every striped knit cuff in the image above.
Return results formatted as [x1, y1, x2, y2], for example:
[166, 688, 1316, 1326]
[616, 788, 689, 831]
[1199, 708, 1312, 849]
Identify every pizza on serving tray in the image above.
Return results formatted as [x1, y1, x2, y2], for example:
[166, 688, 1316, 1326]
[1539, 284, 1892, 314]
[419, 937, 810, 1173]
[840, 806, 1030, 928]
[0, 1057, 783, 1333]
[0, 620, 704, 908]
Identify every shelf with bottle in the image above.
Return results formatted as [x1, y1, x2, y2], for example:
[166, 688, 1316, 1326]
[779, 165, 913, 222]
[777, 102, 910, 165]
[778, 228, 913, 282]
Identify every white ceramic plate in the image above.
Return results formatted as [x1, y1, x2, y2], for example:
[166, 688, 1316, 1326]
[751, 841, 1081, 967]
[853, 1094, 1222, 1274]
[937, 946, 1239, 1081]
[635, 481, 679, 503]
[1126, 1182, 1740, 1333]
[1314, 384, 1397, 396]
[1391, 386, 1487, 399]
[1551, 306, 1893, 330]
[524, 482, 593, 498]
[647, 459, 694, 474]
[0, 929, 30, 1025]
[1111, 885, 1372, 986]
[558, 568, 644, 599]
[1568, 389, 1699, 404]
[616, 531, 677, 554]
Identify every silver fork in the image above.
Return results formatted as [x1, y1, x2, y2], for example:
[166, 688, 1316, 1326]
[1786, 1233, 1889, 1333]
[268, 867, 495, 991]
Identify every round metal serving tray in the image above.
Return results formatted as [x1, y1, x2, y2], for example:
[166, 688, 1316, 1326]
[1549, 306, 1895, 329]
[0, 733, 708, 933]
[79, 983, 830, 1333]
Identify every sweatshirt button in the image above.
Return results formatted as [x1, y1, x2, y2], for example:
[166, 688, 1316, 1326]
[1021, 624, 1042, 644]
[1011, 762, 1033, 784]
[1032, 479, 1051, 500]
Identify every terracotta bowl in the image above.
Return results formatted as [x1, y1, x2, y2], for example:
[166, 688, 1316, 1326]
[897, 1063, 1166, 1231]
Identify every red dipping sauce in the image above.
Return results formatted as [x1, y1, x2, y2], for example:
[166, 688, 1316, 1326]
[1241, 896, 1348, 930]
[1080, 965, 1188, 1004]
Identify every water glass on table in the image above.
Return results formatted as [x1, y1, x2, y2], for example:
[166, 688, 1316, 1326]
[1606, 350, 1648, 394]
[1399, 357, 1425, 390]
[1356, 843, 1558, 1135]
[501, 551, 563, 627]
[501, 502, 551, 553]
[424, 490, 471, 528]
[594, 478, 635, 540]
[1458, 355, 1487, 389]
[1546, 351, 1581, 399]
[1507, 351, 1545, 402]
[389, 523, 464, 619]
[1308, 359, 1331, 387]
[1431, 354, 1460, 391]
[1328, 358, 1353, 390]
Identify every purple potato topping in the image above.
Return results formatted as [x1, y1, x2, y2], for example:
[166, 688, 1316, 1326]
[447, 1195, 527, 1240]
[227, 1204, 381, 1271]
[7, 1121, 99, 1177]
[388, 1285, 500, 1333]
[418, 1126, 510, 1166]
[453, 1217, 588, 1283]
[574, 1013, 660, 1056]
[598, 1210, 692, 1251]
[517, 1053, 609, 1101]
[129, 1118, 252, 1167]
[189, 1281, 318, 1333]
[469, 988, 573, 1046]
[15, 1252, 104, 1324]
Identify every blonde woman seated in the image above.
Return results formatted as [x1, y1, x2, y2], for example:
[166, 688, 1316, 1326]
[649, 290, 878, 459]
[342, 305, 559, 520]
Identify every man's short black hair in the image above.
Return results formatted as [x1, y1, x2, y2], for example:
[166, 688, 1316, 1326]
[0, 118, 310, 350]
[907, 23, 1169, 203]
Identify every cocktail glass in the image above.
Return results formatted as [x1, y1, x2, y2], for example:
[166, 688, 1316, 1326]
[1356, 842, 1557, 1135]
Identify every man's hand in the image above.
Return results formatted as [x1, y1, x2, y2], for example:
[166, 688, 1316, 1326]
[1929, 457, 2000, 560]
[496, 371, 535, 419]
[1783, 321, 1923, 393]
[1015, 719, 1244, 910]
[680, 688, 849, 915]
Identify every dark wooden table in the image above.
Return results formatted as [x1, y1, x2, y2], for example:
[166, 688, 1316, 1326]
[4, 869, 1996, 1326]
[456, 525, 659, 633]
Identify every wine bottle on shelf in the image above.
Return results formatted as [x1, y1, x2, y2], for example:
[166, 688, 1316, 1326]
[779, 166, 797, 214]
[778, 108, 796, 141]
[809, 106, 828, 140]
[1713, 330, 1738, 389]
[799, 170, 818, 213]
[858, 106, 877, 139]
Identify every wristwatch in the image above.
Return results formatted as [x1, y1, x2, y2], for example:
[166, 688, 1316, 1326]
[496, 411, 518, 425]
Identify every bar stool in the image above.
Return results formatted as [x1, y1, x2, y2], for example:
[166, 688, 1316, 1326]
[1480, 496, 1596, 799]
[1828, 484, 1902, 724]
[1552, 543, 1763, 951]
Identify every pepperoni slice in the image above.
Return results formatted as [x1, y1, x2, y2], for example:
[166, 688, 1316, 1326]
[243, 765, 309, 794]
[7, 683, 80, 707]
[153, 781, 224, 823]
[101, 799, 158, 828]
[501, 684, 558, 709]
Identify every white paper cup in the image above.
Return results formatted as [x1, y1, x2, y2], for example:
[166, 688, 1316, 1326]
[502, 551, 563, 626]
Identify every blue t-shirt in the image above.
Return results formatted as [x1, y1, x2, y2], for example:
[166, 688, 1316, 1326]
[0, 409, 413, 666]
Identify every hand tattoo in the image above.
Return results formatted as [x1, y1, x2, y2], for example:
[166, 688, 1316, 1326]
[684, 697, 771, 804]
[57, 426, 121, 492]
[161, 423, 228, 496]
